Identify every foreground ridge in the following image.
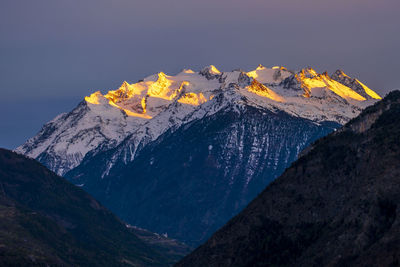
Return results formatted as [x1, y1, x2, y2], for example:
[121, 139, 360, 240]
[0, 148, 189, 266]
[177, 91, 400, 267]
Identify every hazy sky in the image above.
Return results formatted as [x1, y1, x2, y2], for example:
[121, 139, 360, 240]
[1, 0, 399, 148]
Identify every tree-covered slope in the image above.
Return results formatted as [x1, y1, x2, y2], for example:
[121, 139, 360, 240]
[177, 91, 400, 267]
[0, 148, 187, 266]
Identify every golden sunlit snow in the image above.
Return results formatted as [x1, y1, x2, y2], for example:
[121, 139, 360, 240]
[85, 65, 381, 119]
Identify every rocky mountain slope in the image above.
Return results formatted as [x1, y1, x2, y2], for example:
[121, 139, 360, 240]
[66, 103, 339, 246]
[16, 65, 380, 176]
[177, 91, 400, 267]
[16, 65, 381, 246]
[0, 148, 189, 266]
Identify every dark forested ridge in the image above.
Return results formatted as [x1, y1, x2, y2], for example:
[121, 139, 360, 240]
[177, 91, 400, 267]
[0, 149, 188, 266]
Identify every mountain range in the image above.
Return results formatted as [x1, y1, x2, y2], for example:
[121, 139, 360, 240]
[177, 90, 400, 266]
[16, 65, 381, 245]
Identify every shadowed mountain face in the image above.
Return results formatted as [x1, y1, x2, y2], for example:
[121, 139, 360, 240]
[66, 105, 339, 246]
[0, 149, 188, 266]
[177, 91, 400, 267]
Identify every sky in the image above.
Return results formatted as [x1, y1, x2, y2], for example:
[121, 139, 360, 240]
[1, 0, 399, 149]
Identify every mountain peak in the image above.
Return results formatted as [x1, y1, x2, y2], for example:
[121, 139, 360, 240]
[330, 70, 382, 100]
[199, 65, 221, 79]
[116, 81, 131, 95]
[294, 68, 371, 101]
[272, 66, 287, 71]
[207, 65, 221, 74]
[180, 69, 195, 74]
[17, 64, 382, 176]
[85, 91, 107, 105]
[299, 67, 319, 78]
[256, 64, 266, 70]
[332, 69, 350, 78]
[246, 65, 292, 83]
[158, 71, 167, 78]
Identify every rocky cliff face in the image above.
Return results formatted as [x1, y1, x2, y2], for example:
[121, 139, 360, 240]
[177, 91, 400, 267]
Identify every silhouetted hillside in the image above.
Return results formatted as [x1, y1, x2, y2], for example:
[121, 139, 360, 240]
[177, 90, 400, 267]
[0, 148, 188, 266]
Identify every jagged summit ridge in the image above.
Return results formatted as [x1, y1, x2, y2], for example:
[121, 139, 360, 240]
[16, 65, 381, 175]
[83, 65, 381, 122]
[199, 65, 222, 79]
[331, 69, 382, 100]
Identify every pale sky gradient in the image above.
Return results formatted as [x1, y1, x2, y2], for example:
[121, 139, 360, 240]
[1, 0, 399, 148]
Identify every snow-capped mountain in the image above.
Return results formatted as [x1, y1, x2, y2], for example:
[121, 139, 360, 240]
[16, 65, 382, 245]
[16, 65, 380, 176]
